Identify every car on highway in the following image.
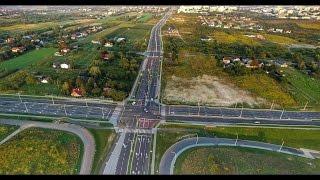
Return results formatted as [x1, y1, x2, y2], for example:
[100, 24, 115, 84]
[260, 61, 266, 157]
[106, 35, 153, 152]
[254, 121, 260, 124]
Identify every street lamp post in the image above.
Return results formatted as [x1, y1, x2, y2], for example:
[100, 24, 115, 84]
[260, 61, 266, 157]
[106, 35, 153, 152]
[18, 93, 22, 103]
[279, 139, 284, 152]
[235, 133, 238, 146]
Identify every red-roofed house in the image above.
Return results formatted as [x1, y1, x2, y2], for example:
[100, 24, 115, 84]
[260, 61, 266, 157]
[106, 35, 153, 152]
[71, 88, 82, 97]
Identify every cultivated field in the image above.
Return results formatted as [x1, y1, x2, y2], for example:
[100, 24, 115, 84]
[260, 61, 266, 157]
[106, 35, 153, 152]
[174, 147, 320, 174]
[0, 127, 83, 174]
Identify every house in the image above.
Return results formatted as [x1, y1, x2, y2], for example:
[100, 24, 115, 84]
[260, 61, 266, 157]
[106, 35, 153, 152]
[232, 57, 241, 62]
[91, 40, 101, 44]
[256, 34, 265, 40]
[71, 88, 82, 97]
[71, 34, 77, 40]
[274, 60, 288, 68]
[116, 38, 126, 43]
[222, 57, 231, 65]
[54, 52, 63, 56]
[40, 77, 49, 84]
[5, 37, 14, 44]
[104, 41, 114, 47]
[11, 46, 26, 53]
[60, 48, 70, 54]
[101, 51, 110, 60]
[60, 63, 70, 69]
[23, 35, 32, 40]
[200, 35, 211, 41]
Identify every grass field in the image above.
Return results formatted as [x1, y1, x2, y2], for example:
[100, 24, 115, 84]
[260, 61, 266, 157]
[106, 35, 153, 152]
[0, 19, 97, 32]
[174, 146, 320, 174]
[88, 128, 117, 174]
[0, 124, 18, 141]
[0, 127, 83, 174]
[155, 123, 320, 173]
[296, 21, 320, 30]
[0, 48, 57, 72]
[106, 24, 152, 42]
[262, 33, 298, 45]
[212, 31, 261, 46]
[283, 67, 320, 109]
[233, 74, 297, 108]
[161, 50, 296, 108]
[137, 13, 153, 23]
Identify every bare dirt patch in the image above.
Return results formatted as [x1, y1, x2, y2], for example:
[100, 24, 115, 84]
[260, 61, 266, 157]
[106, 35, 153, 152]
[163, 75, 266, 107]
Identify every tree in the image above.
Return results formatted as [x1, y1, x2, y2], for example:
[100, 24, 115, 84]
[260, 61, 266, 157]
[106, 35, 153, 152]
[25, 74, 37, 85]
[298, 60, 306, 70]
[62, 82, 70, 95]
[89, 66, 101, 77]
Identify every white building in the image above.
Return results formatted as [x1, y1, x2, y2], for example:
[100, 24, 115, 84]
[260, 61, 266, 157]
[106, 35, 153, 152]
[60, 63, 70, 69]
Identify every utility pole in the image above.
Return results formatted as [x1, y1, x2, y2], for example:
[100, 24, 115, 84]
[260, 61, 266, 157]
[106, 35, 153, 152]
[240, 105, 243, 118]
[270, 100, 274, 111]
[64, 104, 67, 116]
[198, 99, 200, 116]
[280, 108, 284, 119]
[196, 134, 199, 144]
[24, 102, 28, 112]
[303, 101, 309, 111]
[278, 139, 284, 152]
[235, 133, 239, 146]
[18, 93, 22, 103]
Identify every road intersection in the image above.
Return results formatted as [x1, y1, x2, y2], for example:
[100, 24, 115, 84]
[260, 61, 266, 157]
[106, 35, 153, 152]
[0, 8, 320, 175]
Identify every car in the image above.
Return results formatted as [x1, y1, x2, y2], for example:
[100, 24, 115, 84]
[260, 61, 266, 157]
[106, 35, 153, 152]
[132, 101, 136, 105]
[254, 121, 260, 124]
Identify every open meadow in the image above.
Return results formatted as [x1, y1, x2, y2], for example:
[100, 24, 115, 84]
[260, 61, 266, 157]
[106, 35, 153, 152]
[0, 127, 83, 174]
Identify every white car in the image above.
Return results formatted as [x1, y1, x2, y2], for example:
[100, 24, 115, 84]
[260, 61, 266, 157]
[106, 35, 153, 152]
[254, 121, 260, 124]
[132, 101, 136, 105]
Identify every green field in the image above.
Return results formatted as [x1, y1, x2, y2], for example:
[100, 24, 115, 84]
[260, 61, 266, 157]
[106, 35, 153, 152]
[88, 128, 117, 174]
[174, 146, 320, 174]
[106, 24, 152, 42]
[233, 74, 297, 108]
[262, 33, 298, 45]
[0, 127, 83, 174]
[137, 13, 153, 23]
[212, 31, 261, 46]
[283, 67, 320, 109]
[155, 123, 320, 173]
[0, 48, 57, 72]
[0, 124, 18, 141]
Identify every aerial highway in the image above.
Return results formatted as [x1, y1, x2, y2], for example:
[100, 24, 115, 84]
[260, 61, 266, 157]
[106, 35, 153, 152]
[1, 7, 320, 176]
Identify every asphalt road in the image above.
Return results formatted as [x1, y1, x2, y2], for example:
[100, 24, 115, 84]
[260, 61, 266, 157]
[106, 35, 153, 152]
[103, 10, 173, 175]
[159, 137, 315, 174]
[0, 96, 117, 120]
[0, 118, 95, 175]
[165, 105, 320, 121]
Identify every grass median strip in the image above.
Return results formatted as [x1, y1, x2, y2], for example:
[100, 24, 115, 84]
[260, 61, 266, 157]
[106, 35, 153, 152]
[155, 123, 320, 174]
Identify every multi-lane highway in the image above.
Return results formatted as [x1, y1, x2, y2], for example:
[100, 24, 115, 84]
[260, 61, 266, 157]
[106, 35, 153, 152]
[103, 10, 172, 175]
[1, 7, 320, 175]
